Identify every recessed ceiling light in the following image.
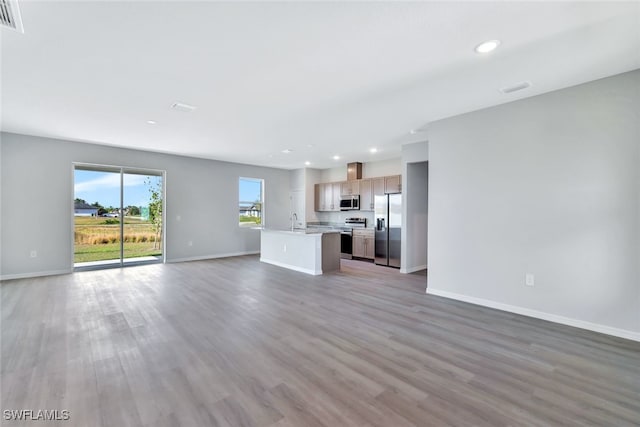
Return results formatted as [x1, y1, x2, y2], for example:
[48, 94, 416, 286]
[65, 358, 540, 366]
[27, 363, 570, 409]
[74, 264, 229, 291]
[282, 149, 293, 154]
[307, 144, 314, 148]
[146, 120, 157, 125]
[333, 155, 340, 160]
[304, 161, 311, 166]
[171, 102, 197, 112]
[475, 39, 501, 54]
[370, 148, 378, 153]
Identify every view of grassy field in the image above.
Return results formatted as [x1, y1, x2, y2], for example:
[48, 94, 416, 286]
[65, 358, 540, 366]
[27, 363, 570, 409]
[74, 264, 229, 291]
[74, 216, 162, 263]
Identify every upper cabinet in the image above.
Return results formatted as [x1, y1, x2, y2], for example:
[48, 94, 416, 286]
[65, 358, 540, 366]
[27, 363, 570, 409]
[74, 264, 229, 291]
[341, 180, 359, 196]
[314, 174, 401, 212]
[359, 178, 373, 211]
[385, 175, 402, 194]
[314, 182, 344, 212]
[373, 177, 385, 197]
[331, 182, 341, 211]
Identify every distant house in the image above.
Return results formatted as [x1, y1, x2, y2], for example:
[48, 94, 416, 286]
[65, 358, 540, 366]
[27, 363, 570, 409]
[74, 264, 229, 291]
[239, 203, 261, 218]
[74, 202, 99, 217]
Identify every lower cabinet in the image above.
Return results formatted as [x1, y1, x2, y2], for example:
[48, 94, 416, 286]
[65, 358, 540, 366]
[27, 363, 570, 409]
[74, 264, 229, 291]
[364, 236, 375, 259]
[353, 230, 375, 260]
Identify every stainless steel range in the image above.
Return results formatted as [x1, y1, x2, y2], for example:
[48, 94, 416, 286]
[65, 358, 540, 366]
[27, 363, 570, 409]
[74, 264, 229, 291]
[340, 218, 367, 259]
[345, 217, 367, 228]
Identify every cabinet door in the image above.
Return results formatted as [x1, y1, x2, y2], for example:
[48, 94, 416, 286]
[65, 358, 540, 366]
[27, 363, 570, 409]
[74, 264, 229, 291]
[350, 180, 360, 196]
[385, 175, 402, 194]
[314, 184, 322, 211]
[332, 182, 342, 211]
[359, 179, 373, 211]
[364, 236, 375, 259]
[341, 181, 358, 196]
[373, 177, 386, 197]
[323, 183, 333, 211]
[353, 235, 365, 258]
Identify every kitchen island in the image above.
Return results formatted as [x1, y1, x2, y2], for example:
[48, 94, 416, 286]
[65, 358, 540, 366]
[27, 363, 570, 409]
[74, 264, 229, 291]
[260, 229, 340, 275]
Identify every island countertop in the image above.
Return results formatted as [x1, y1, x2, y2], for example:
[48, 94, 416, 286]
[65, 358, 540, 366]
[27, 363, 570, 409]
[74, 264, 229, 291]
[261, 228, 340, 235]
[260, 229, 340, 275]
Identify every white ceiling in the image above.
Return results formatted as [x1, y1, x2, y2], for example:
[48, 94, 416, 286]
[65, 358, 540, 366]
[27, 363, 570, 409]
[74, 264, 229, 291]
[2, 1, 639, 169]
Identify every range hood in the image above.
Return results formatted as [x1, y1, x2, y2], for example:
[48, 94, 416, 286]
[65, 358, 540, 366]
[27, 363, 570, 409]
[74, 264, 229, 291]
[347, 162, 362, 181]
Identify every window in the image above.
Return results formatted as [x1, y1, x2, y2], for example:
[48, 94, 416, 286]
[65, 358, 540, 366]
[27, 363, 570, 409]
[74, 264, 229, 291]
[239, 177, 263, 227]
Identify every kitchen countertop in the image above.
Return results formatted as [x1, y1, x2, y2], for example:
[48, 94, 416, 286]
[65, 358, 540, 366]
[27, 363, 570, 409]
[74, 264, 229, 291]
[262, 228, 340, 235]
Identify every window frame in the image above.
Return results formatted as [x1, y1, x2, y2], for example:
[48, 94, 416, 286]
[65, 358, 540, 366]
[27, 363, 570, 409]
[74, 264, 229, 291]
[238, 177, 264, 228]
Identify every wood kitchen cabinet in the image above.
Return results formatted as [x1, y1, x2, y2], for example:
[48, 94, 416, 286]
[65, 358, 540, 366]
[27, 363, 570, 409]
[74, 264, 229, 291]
[385, 175, 402, 194]
[315, 182, 343, 211]
[332, 182, 342, 211]
[352, 235, 365, 258]
[364, 235, 375, 259]
[358, 178, 374, 211]
[314, 184, 323, 211]
[341, 180, 359, 196]
[314, 183, 331, 211]
[315, 174, 401, 212]
[353, 229, 374, 259]
[373, 177, 386, 197]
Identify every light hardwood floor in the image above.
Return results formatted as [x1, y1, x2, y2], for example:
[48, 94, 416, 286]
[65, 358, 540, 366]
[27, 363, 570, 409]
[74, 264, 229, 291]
[1, 256, 639, 426]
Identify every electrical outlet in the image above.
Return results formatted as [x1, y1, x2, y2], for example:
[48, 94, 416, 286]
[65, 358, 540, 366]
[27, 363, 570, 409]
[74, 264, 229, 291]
[525, 273, 535, 287]
[283, 244, 287, 252]
[188, 240, 193, 247]
[30, 250, 37, 258]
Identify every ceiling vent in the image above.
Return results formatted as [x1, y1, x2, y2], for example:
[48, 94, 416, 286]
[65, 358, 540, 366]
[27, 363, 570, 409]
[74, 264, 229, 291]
[171, 102, 197, 112]
[499, 81, 532, 94]
[0, 0, 24, 33]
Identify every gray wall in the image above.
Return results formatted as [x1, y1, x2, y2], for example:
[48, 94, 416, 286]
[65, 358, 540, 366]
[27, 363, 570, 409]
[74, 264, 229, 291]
[427, 70, 640, 339]
[0, 132, 291, 279]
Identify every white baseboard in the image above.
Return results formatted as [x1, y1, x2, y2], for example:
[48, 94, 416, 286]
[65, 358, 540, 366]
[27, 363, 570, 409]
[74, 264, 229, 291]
[1, 268, 73, 281]
[401, 264, 427, 274]
[426, 288, 640, 342]
[260, 258, 321, 276]
[168, 251, 259, 264]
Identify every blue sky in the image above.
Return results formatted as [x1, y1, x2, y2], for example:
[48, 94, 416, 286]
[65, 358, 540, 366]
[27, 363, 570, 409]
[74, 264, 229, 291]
[239, 178, 262, 206]
[74, 170, 162, 208]
[75, 171, 261, 209]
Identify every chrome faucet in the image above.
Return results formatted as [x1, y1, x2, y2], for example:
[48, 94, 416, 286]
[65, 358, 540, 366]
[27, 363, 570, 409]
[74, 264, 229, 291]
[291, 213, 298, 231]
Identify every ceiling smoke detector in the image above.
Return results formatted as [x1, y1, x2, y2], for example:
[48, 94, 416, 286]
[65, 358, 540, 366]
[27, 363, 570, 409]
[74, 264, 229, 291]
[0, 0, 24, 33]
[171, 102, 197, 112]
[499, 81, 532, 94]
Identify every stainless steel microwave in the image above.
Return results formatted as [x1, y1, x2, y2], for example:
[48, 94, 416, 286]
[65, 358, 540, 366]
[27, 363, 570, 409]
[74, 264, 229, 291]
[340, 195, 360, 211]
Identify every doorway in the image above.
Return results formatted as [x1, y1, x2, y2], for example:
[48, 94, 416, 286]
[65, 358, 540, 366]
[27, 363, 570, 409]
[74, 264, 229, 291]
[73, 164, 165, 270]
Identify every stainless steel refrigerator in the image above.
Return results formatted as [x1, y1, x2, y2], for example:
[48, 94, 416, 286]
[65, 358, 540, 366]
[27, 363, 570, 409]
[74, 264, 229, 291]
[374, 193, 401, 268]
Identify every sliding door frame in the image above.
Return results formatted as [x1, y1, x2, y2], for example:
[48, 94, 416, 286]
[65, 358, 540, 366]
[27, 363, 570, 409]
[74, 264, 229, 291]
[71, 162, 167, 270]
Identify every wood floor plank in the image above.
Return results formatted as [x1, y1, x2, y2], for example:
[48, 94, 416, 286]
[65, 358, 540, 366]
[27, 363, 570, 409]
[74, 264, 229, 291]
[1, 255, 639, 426]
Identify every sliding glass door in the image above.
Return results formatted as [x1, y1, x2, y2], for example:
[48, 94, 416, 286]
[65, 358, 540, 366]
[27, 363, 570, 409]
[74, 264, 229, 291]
[73, 164, 164, 269]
